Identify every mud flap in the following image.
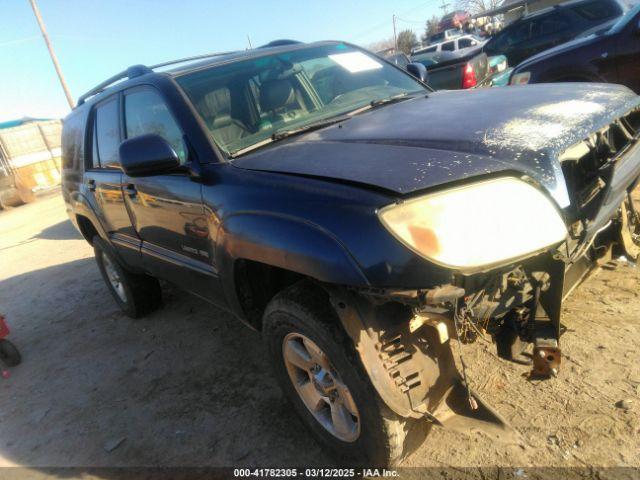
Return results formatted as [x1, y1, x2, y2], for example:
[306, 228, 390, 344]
[327, 288, 521, 445]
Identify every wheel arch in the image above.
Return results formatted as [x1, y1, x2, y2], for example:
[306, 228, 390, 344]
[76, 214, 99, 245]
[216, 212, 369, 329]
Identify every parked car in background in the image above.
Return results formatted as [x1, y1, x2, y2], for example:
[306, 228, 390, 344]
[483, 0, 633, 66]
[510, 4, 640, 92]
[489, 54, 508, 74]
[411, 49, 490, 90]
[438, 10, 471, 31]
[427, 28, 463, 45]
[413, 35, 486, 54]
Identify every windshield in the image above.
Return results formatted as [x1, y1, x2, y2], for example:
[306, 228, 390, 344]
[176, 43, 426, 157]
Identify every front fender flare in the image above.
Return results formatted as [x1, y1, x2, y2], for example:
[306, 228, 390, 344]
[216, 212, 369, 323]
[217, 212, 368, 286]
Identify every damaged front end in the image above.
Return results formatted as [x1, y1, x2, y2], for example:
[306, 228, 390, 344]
[325, 104, 640, 443]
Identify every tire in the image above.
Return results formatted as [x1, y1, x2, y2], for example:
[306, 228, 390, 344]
[93, 236, 162, 318]
[0, 339, 21, 367]
[263, 281, 423, 466]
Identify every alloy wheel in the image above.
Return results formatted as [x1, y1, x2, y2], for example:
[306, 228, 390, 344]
[282, 332, 360, 442]
[102, 252, 126, 303]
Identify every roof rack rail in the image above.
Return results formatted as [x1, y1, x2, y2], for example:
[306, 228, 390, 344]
[76, 50, 238, 107]
[258, 39, 302, 48]
[77, 64, 152, 106]
[148, 50, 238, 70]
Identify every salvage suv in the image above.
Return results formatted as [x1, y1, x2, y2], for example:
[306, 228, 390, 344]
[62, 40, 640, 466]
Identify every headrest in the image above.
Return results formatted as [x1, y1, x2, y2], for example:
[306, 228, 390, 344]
[199, 87, 231, 118]
[260, 79, 295, 112]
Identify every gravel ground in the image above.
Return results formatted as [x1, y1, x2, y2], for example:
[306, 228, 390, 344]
[0, 194, 639, 477]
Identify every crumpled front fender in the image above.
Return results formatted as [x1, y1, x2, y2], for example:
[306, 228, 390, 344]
[326, 287, 522, 444]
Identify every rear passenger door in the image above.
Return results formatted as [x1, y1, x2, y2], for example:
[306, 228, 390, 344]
[121, 86, 222, 303]
[84, 94, 142, 267]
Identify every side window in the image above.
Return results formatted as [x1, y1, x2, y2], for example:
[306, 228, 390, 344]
[458, 38, 473, 48]
[424, 46, 437, 53]
[92, 97, 120, 169]
[533, 14, 571, 37]
[124, 89, 187, 164]
[511, 21, 532, 44]
[486, 23, 529, 53]
[441, 41, 455, 51]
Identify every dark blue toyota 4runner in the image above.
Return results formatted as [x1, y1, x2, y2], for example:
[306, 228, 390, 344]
[62, 40, 640, 465]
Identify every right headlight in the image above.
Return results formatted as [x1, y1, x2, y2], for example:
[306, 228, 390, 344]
[378, 177, 567, 271]
[510, 71, 531, 85]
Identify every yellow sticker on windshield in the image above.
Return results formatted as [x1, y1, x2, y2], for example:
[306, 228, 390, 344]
[328, 52, 383, 73]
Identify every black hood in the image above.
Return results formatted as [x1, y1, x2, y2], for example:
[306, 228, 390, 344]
[233, 83, 640, 207]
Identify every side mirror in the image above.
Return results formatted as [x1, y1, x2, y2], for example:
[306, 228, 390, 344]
[119, 134, 180, 177]
[406, 62, 429, 84]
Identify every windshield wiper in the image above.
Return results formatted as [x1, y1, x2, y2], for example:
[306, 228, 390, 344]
[346, 92, 418, 116]
[229, 115, 351, 158]
[271, 115, 351, 141]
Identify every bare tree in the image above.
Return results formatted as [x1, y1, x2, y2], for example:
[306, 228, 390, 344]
[366, 37, 395, 53]
[456, 0, 502, 15]
[422, 15, 441, 42]
[397, 29, 418, 55]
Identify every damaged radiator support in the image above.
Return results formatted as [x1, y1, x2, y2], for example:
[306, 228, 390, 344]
[327, 287, 521, 444]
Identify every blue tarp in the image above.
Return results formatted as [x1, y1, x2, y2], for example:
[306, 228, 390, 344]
[0, 117, 51, 130]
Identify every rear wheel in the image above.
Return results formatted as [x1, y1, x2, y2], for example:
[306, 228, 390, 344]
[93, 236, 162, 318]
[263, 281, 424, 466]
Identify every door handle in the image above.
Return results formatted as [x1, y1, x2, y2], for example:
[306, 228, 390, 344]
[87, 179, 96, 192]
[124, 184, 137, 197]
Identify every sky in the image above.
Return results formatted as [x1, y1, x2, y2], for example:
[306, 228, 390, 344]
[0, 0, 442, 122]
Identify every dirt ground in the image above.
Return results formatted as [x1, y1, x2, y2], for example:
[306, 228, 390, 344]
[0, 193, 639, 476]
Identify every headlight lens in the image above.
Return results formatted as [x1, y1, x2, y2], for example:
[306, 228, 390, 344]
[378, 177, 567, 271]
[510, 71, 531, 85]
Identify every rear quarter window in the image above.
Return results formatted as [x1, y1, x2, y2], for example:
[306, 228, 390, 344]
[61, 110, 87, 170]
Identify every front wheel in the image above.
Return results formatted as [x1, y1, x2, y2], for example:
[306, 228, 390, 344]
[262, 282, 425, 466]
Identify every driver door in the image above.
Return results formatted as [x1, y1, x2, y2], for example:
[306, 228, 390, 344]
[121, 86, 223, 304]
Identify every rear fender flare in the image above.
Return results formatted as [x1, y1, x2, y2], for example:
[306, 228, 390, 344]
[68, 192, 108, 243]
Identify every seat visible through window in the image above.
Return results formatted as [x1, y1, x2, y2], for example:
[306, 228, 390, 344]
[197, 87, 249, 149]
[259, 79, 306, 125]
